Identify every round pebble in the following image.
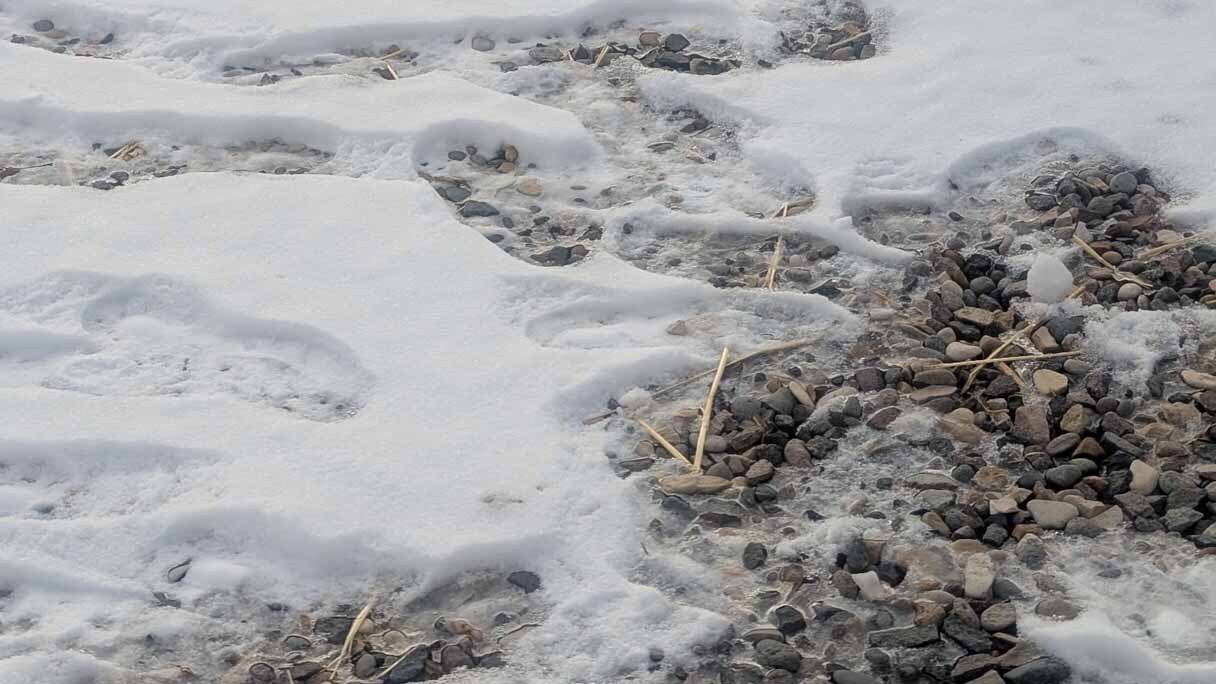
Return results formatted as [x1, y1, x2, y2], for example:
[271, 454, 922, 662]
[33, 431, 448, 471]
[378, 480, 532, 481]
[1117, 283, 1143, 301]
[33, 19, 55, 32]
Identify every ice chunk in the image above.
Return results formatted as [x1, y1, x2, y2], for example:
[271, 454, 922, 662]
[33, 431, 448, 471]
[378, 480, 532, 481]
[1027, 253, 1073, 303]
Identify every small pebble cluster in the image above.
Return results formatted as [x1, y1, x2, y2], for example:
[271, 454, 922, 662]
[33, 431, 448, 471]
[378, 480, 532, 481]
[779, 1, 877, 62]
[602, 164, 1216, 684]
[9, 18, 116, 57]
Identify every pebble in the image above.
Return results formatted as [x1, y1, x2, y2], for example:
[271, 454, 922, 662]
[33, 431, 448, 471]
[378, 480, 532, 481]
[851, 570, 890, 601]
[1181, 369, 1216, 390]
[1011, 406, 1051, 445]
[663, 33, 691, 51]
[515, 176, 544, 195]
[639, 31, 661, 47]
[1110, 171, 1138, 194]
[963, 553, 995, 599]
[1117, 283, 1143, 301]
[867, 624, 939, 648]
[754, 639, 801, 672]
[460, 200, 499, 217]
[507, 570, 541, 593]
[742, 542, 768, 570]
[981, 602, 1017, 633]
[661, 472, 724, 491]
[1034, 598, 1081, 620]
[1128, 460, 1158, 494]
[832, 671, 881, 684]
[1005, 658, 1072, 684]
[471, 36, 495, 51]
[33, 19, 55, 32]
[945, 342, 982, 361]
[1032, 369, 1068, 396]
[1026, 499, 1079, 529]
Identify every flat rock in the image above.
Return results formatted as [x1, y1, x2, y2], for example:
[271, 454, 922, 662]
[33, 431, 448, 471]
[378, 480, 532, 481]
[946, 342, 983, 361]
[911, 385, 958, 403]
[1034, 598, 1080, 620]
[1128, 460, 1159, 494]
[1011, 406, 1051, 445]
[867, 623, 940, 648]
[1005, 657, 1072, 684]
[964, 553, 996, 599]
[754, 639, 801, 672]
[906, 472, 961, 491]
[659, 474, 731, 495]
[1033, 369, 1069, 396]
[832, 671, 881, 684]
[1181, 370, 1216, 390]
[852, 571, 890, 602]
[1026, 499, 1079, 529]
[981, 602, 1017, 633]
[955, 307, 995, 326]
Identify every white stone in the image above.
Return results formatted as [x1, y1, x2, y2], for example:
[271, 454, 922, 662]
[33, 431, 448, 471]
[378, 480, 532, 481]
[852, 571, 891, 602]
[964, 553, 996, 600]
[1129, 460, 1159, 494]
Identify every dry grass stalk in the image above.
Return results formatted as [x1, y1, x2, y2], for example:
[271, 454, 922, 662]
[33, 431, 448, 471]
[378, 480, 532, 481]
[593, 45, 610, 67]
[936, 350, 1081, 369]
[826, 31, 871, 52]
[636, 419, 694, 468]
[651, 338, 815, 399]
[328, 602, 373, 672]
[109, 142, 138, 160]
[1073, 235, 1152, 289]
[381, 60, 400, 80]
[995, 361, 1026, 390]
[959, 284, 1084, 391]
[765, 237, 784, 290]
[1141, 234, 1207, 259]
[693, 347, 730, 473]
[382, 46, 411, 60]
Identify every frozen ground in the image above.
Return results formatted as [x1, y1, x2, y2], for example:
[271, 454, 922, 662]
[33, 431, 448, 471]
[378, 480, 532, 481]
[1, 0, 1216, 682]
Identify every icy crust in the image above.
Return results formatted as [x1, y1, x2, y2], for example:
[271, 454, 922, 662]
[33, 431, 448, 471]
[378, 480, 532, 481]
[0, 43, 600, 171]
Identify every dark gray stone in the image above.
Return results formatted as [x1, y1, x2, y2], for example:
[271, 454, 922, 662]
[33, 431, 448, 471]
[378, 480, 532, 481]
[743, 542, 768, 570]
[867, 624, 940, 648]
[1004, 657, 1072, 684]
[507, 570, 541, 593]
[460, 200, 499, 217]
[754, 639, 801, 672]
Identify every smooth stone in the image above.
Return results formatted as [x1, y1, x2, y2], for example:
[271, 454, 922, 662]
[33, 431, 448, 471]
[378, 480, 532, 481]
[471, 36, 496, 51]
[1117, 283, 1143, 301]
[658, 474, 731, 495]
[1033, 370, 1068, 396]
[754, 639, 801, 672]
[906, 472, 962, 491]
[1026, 499, 1079, 529]
[946, 342, 983, 361]
[955, 307, 995, 326]
[867, 623, 940, 648]
[1011, 407, 1051, 445]
[1005, 657, 1072, 684]
[1181, 369, 1216, 390]
[981, 603, 1017, 633]
[852, 571, 890, 602]
[964, 553, 996, 600]
[1128, 460, 1159, 494]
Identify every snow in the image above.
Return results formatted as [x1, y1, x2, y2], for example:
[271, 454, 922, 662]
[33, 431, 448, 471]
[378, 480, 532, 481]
[1027, 253, 1074, 304]
[2, 0, 1216, 681]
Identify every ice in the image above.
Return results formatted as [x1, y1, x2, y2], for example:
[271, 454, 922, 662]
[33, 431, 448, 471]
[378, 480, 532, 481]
[1027, 252, 1074, 304]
